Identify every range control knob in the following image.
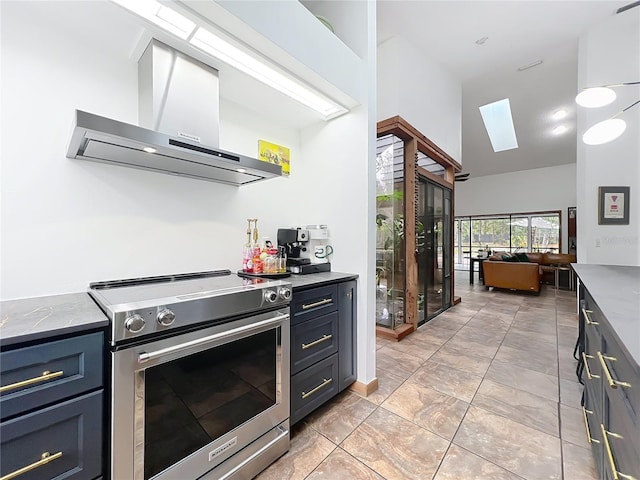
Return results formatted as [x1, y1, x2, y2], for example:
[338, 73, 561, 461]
[157, 309, 176, 327]
[124, 314, 145, 333]
[264, 289, 278, 303]
[278, 287, 292, 301]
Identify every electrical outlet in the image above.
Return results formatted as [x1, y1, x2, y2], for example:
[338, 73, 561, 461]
[595, 238, 601, 247]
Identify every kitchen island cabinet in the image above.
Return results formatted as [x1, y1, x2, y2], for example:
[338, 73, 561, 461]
[287, 272, 358, 425]
[574, 264, 639, 480]
[0, 294, 107, 480]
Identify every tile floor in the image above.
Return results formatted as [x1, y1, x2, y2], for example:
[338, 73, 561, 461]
[257, 274, 598, 480]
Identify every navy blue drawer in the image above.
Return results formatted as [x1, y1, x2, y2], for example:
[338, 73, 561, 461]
[290, 353, 339, 425]
[291, 311, 338, 375]
[291, 285, 338, 326]
[0, 332, 103, 420]
[0, 390, 103, 480]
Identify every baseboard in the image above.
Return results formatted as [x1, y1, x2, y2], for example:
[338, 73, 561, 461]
[349, 378, 379, 397]
[376, 323, 414, 341]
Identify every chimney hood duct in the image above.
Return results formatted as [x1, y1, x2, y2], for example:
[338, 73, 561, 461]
[66, 40, 282, 186]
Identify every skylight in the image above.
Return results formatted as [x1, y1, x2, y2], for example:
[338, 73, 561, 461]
[479, 98, 519, 152]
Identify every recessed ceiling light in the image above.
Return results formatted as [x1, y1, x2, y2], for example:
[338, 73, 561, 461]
[237, 168, 247, 173]
[475, 37, 488, 45]
[552, 110, 567, 121]
[517, 60, 543, 71]
[553, 125, 568, 135]
[479, 98, 519, 152]
[143, 147, 157, 153]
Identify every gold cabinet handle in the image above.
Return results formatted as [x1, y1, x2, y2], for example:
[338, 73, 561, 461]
[582, 308, 598, 325]
[597, 352, 632, 389]
[0, 370, 64, 393]
[582, 352, 600, 380]
[581, 407, 599, 444]
[302, 298, 333, 310]
[600, 424, 637, 480]
[0, 451, 63, 480]
[301, 334, 333, 350]
[301, 378, 333, 399]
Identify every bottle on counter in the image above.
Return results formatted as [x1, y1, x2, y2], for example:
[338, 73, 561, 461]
[278, 246, 287, 273]
[242, 244, 254, 272]
[264, 247, 279, 274]
[252, 244, 263, 273]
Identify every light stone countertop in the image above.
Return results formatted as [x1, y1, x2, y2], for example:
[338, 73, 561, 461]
[572, 263, 640, 367]
[0, 292, 109, 348]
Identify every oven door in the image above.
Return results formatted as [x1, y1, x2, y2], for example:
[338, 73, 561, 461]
[111, 308, 290, 480]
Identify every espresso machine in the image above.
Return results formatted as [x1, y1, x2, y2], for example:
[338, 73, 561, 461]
[277, 226, 332, 274]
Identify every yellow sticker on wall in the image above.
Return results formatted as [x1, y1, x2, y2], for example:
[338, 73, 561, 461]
[258, 140, 290, 176]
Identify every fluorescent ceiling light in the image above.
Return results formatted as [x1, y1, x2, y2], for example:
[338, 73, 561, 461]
[583, 118, 626, 145]
[517, 60, 543, 71]
[575, 87, 616, 108]
[111, 0, 348, 120]
[479, 98, 518, 152]
[111, 0, 196, 39]
[553, 125, 568, 135]
[190, 28, 347, 120]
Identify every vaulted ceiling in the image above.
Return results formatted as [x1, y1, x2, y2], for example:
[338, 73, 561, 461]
[377, 0, 630, 178]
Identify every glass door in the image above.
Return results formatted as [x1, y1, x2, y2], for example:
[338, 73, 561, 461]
[417, 177, 451, 325]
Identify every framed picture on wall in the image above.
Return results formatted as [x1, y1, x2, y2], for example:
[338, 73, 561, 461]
[598, 186, 630, 225]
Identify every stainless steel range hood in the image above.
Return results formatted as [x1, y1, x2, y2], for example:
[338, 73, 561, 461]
[66, 40, 282, 186]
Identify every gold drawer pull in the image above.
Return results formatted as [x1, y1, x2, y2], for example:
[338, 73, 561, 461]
[301, 378, 333, 399]
[600, 424, 637, 480]
[582, 308, 598, 325]
[582, 353, 600, 380]
[302, 298, 333, 310]
[597, 352, 632, 389]
[1, 451, 63, 480]
[0, 370, 64, 393]
[581, 407, 599, 444]
[302, 334, 333, 350]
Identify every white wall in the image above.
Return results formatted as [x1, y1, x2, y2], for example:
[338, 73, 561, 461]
[377, 35, 462, 162]
[455, 164, 577, 253]
[0, 4, 298, 298]
[0, 0, 377, 388]
[576, 8, 640, 266]
[0, 1, 366, 291]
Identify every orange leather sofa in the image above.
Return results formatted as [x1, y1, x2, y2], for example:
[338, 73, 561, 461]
[482, 252, 576, 294]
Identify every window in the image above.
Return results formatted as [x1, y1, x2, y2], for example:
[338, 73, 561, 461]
[454, 211, 561, 267]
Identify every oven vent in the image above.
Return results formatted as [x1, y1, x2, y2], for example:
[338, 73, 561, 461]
[66, 39, 282, 186]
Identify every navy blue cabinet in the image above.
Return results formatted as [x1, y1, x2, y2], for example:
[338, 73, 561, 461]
[1, 332, 103, 420]
[290, 280, 357, 425]
[0, 332, 104, 480]
[338, 280, 357, 391]
[579, 286, 639, 480]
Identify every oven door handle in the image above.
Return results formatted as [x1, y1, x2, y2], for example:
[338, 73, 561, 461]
[137, 313, 289, 364]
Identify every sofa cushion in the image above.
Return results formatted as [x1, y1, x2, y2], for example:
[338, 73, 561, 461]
[502, 252, 529, 262]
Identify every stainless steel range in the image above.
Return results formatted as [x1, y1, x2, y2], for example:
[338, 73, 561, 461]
[89, 270, 291, 480]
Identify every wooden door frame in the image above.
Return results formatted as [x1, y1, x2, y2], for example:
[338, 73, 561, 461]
[376, 116, 461, 341]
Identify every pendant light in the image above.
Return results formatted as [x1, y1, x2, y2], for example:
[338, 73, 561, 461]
[576, 82, 639, 145]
